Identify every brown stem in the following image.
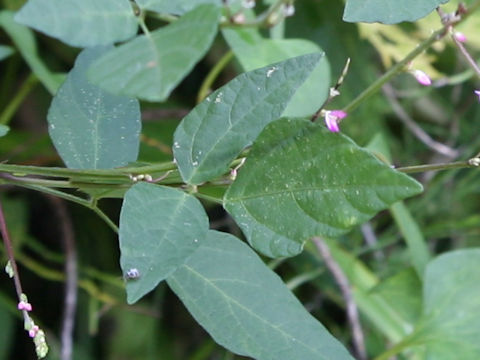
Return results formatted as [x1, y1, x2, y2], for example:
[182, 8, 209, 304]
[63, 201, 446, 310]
[382, 83, 459, 158]
[47, 196, 77, 360]
[0, 197, 24, 299]
[312, 237, 367, 360]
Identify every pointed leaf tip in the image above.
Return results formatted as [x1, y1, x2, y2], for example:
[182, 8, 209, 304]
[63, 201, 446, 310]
[174, 53, 323, 185]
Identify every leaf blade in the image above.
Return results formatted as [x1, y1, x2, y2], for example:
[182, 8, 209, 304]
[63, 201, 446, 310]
[223, 27, 331, 117]
[47, 46, 141, 169]
[411, 249, 480, 359]
[88, 5, 220, 102]
[0, 10, 62, 94]
[120, 183, 209, 304]
[224, 118, 423, 257]
[14, 0, 138, 47]
[136, 0, 242, 14]
[173, 53, 323, 185]
[343, 0, 449, 24]
[168, 230, 354, 360]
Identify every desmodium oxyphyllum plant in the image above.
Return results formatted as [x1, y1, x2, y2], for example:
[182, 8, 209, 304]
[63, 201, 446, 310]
[1, 0, 480, 359]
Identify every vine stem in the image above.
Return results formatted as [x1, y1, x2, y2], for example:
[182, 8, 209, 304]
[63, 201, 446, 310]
[0, 73, 38, 125]
[373, 335, 417, 360]
[0, 197, 24, 299]
[197, 50, 234, 103]
[396, 159, 479, 174]
[452, 31, 480, 79]
[1, 181, 119, 233]
[312, 237, 367, 360]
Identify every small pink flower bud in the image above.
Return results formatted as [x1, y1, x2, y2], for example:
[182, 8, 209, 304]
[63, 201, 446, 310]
[29, 325, 39, 338]
[454, 32, 467, 43]
[324, 110, 347, 133]
[412, 70, 431, 86]
[18, 301, 32, 312]
[475, 90, 480, 101]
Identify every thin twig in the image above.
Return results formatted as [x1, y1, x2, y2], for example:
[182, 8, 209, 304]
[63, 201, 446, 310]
[382, 84, 459, 159]
[360, 223, 385, 261]
[451, 30, 480, 79]
[0, 197, 24, 299]
[312, 237, 367, 360]
[141, 108, 189, 121]
[47, 196, 77, 360]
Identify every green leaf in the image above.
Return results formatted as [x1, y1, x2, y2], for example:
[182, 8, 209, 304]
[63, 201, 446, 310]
[167, 230, 354, 360]
[119, 183, 209, 304]
[370, 268, 422, 326]
[224, 118, 423, 258]
[0, 10, 62, 94]
[14, 0, 138, 47]
[390, 202, 430, 277]
[136, 0, 242, 14]
[0, 125, 9, 137]
[88, 5, 220, 102]
[173, 53, 323, 185]
[0, 45, 14, 61]
[411, 249, 480, 359]
[343, 0, 448, 24]
[223, 27, 331, 117]
[47, 46, 141, 169]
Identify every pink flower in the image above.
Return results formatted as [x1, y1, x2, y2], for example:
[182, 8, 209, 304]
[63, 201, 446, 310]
[29, 325, 39, 338]
[475, 90, 480, 101]
[454, 32, 467, 43]
[18, 301, 32, 312]
[324, 110, 347, 133]
[412, 70, 431, 86]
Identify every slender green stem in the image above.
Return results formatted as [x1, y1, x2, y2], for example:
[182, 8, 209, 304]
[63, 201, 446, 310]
[224, 0, 290, 28]
[0, 161, 176, 182]
[138, 15, 151, 37]
[194, 192, 223, 205]
[0, 73, 38, 125]
[286, 268, 324, 290]
[396, 160, 478, 174]
[452, 31, 480, 79]
[146, 11, 178, 23]
[197, 51, 234, 103]
[1, 182, 119, 233]
[373, 335, 417, 360]
[342, 28, 445, 114]
[91, 207, 119, 233]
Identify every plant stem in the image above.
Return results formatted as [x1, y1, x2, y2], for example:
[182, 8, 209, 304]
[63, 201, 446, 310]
[1, 182, 119, 233]
[373, 335, 417, 360]
[0, 198, 23, 299]
[0, 161, 176, 182]
[452, 32, 480, 79]
[0, 73, 38, 125]
[396, 160, 478, 174]
[343, 28, 445, 114]
[91, 207, 119, 233]
[197, 50, 234, 103]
